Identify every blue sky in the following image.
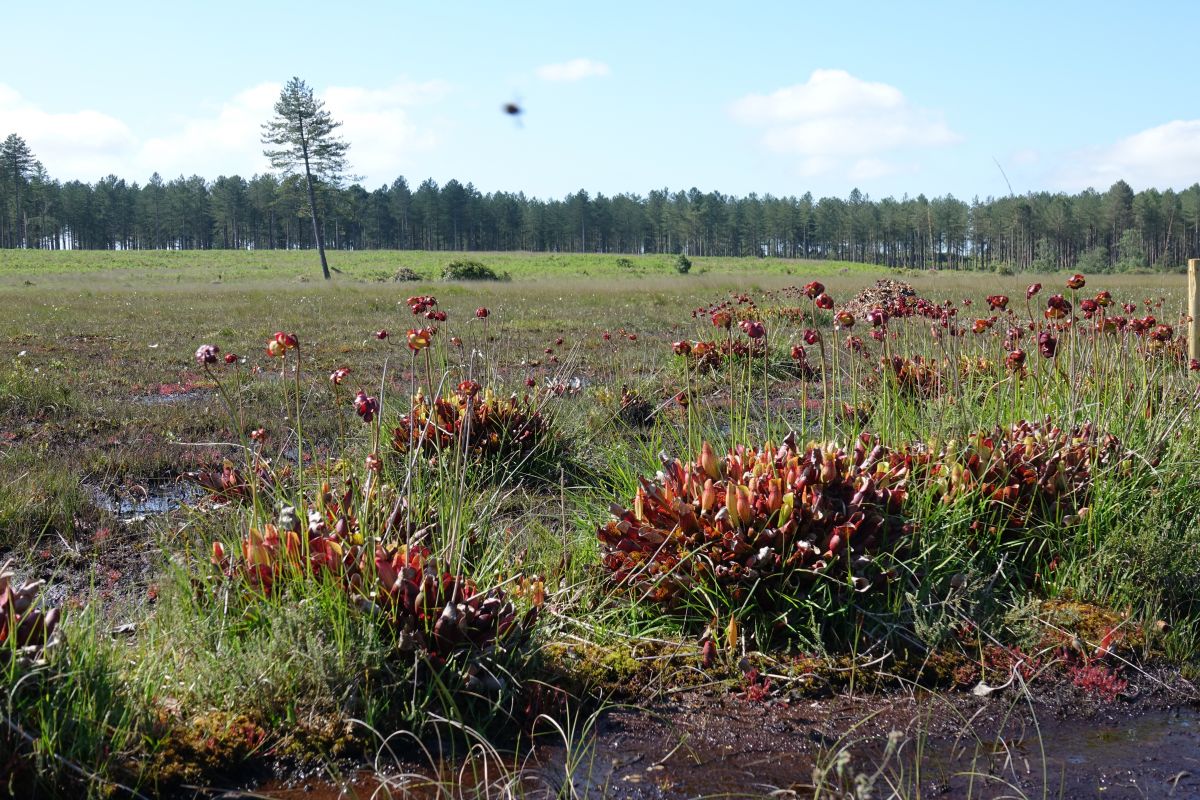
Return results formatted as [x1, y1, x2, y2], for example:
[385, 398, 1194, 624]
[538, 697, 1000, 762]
[2, 0, 1198, 200]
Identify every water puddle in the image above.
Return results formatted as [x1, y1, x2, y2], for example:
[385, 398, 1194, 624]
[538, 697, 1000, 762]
[237, 702, 1200, 799]
[132, 386, 213, 405]
[90, 479, 202, 522]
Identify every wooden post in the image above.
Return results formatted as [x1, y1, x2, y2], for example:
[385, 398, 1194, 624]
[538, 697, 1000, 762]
[1191, 259, 1200, 362]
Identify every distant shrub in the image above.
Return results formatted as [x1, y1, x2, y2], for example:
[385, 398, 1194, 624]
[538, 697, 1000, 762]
[615, 257, 636, 270]
[675, 253, 692, 274]
[393, 267, 422, 282]
[1075, 245, 1109, 275]
[441, 260, 507, 281]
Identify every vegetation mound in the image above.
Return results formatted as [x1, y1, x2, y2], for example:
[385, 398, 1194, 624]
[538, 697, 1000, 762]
[441, 259, 507, 281]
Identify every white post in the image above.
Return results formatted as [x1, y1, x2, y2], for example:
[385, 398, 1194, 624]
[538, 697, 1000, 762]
[1190, 258, 1200, 362]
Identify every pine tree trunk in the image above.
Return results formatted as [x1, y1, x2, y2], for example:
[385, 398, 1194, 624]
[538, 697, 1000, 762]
[298, 121, 331, 280]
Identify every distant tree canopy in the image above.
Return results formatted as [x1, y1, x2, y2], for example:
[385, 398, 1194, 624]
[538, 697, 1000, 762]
[0, 136, 1196, 273]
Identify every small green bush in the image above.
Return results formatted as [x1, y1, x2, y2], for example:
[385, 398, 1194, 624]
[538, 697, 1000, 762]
[675, 253, 692, 274]
[441, 259, 507, 281]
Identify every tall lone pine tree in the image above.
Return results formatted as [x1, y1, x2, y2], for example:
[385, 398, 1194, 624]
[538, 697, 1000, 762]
[261, 77, 349, 280]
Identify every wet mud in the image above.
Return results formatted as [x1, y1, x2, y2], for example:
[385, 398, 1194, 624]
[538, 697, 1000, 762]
[233, 689, 1200, 799]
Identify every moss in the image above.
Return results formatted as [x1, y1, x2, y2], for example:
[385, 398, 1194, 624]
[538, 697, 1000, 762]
[541, 638, 720, 698]
[147, 711, 269, 787]
[1006, 598, 1145, 656]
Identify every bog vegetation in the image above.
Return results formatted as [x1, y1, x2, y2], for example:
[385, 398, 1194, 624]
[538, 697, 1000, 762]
[0, 251, 1198, 797]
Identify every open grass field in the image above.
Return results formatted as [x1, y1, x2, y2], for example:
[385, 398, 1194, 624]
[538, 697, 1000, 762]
[0, 249, 882, 286]
[1, 250, 1198, 798]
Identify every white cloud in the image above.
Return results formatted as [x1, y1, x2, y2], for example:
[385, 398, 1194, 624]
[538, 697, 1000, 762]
[0, 83, 137, 178]
[0, 80, 447, 184]
[731, 69, 960, 181]
[138, 83, 279, 178]
[323, 81, 447, 182]
[1056, 120, 1200, 191]
[535, 58, 611, 82]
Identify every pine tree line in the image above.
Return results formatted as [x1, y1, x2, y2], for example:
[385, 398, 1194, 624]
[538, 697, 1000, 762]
[2, 133, 1198, 271]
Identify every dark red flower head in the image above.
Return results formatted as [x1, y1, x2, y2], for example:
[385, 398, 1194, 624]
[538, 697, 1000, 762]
[223, 352, 238, 365]
[1149, 324, 1174, 343]
[1037, 331, 1057, 358]
[1045, 294, 1072, 319]
[1066, 273, 1086, 290]
[739, 320, 766, 339]
[1026, 283, 1042, 300]
[352, 389, 380, 422]
[803, 281, 825, 299]
[475, 307, 490, 319]
[711, 310, 733, 329]
[815, 293, 834, 310]
[672, 340, 692, 356]
[375, 329, 389, 340]
[986, 294, 1010, 311]
[803, 328, 821, 345]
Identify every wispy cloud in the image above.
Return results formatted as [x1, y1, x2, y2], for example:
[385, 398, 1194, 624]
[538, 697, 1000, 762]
[1055, 120, 1200, 191]
[535, 58, 611, 82]
[730, 69, 960, 181]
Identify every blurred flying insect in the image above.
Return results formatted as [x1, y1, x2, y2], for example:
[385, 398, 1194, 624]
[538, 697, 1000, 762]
[502, 98, 524, 127]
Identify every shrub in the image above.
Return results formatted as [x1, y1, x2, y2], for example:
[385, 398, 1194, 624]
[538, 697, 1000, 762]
[675, 253, 692, 274]
[615, 257, 635, 270]
[441, 259, 505, 281]
[393, 267, 422, 282]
